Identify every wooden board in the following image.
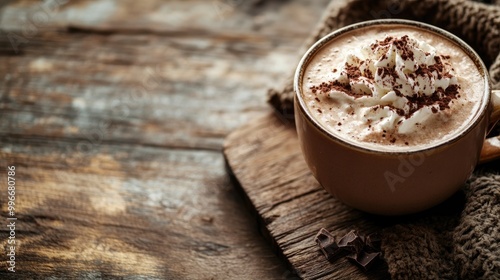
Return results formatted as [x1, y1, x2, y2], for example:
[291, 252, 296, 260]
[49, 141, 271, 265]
[223, 113, 391, 279]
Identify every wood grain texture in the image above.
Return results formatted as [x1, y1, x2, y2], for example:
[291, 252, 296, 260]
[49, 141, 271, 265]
[0, 0, 331, 278]
[1, 138, 290, 279]
[224, 114, 391, 280]
[480, 136, 500, 164]
[0, 0, 331, 151]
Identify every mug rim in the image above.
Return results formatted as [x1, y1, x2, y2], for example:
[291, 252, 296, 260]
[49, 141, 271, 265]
[294, 19, 491, 155]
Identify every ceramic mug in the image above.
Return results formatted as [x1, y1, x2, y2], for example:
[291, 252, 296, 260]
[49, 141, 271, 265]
[294, 19, 500, 215]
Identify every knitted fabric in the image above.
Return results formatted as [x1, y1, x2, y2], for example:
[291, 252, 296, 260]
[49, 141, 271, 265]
[381, 173, 500, 279]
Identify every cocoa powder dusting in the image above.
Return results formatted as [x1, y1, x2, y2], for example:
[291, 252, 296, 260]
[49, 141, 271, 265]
[310, 36, 461, 121]
[345, 64, 362, 80]
[310, 79, 370, 98]
[393, 36, 414, 60]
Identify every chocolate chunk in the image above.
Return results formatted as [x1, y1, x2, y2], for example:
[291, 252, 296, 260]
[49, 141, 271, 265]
[314, 229, 383, 271]
[364, 232, 382, 253]
[314, 228, 341, 261]
[337, 230, 365, 254]
[347, 251, 381, 271]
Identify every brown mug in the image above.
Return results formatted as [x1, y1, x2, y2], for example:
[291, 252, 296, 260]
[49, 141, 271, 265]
[294, 19, 500, 215]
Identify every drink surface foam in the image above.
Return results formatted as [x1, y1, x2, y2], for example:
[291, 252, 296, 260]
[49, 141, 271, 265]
[301, 25, 484, 151]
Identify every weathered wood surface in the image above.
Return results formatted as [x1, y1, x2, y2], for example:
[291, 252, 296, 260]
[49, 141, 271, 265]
[224, 113, 391, 279]
[0, 0, 330, 279]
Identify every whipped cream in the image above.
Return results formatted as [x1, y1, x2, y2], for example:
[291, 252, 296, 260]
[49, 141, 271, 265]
[311, 35, 460, 135]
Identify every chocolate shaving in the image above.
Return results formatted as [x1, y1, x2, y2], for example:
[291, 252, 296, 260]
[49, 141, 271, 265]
[309, 80, 370, 99]
[345, 63, 362, 80]
[372, 36, 394, 48]
[392, 35, 414, 60]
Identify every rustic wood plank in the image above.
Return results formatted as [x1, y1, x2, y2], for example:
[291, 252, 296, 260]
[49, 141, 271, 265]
[0, 0, 329, 150]
[224, 113, 391, 279]
[0, 0, 326, 37]
[0, 31, 287, 151]
[0, 138, 292, 279]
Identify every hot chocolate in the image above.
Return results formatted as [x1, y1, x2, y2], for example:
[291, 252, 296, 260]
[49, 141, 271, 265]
[301, 25, 484, 151]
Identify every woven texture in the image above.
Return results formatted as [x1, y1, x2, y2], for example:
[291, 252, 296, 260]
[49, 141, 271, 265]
[381, 173, 500, 279]
[267, 0, 500, 278]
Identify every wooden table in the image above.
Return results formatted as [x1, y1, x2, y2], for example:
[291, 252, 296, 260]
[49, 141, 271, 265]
[0, 0, 331, 279]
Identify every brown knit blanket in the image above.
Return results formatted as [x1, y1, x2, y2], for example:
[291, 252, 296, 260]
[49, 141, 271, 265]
[268, 0, 500, 278]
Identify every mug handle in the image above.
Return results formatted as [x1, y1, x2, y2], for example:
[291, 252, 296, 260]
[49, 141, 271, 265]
[479, 89, 500, 164]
